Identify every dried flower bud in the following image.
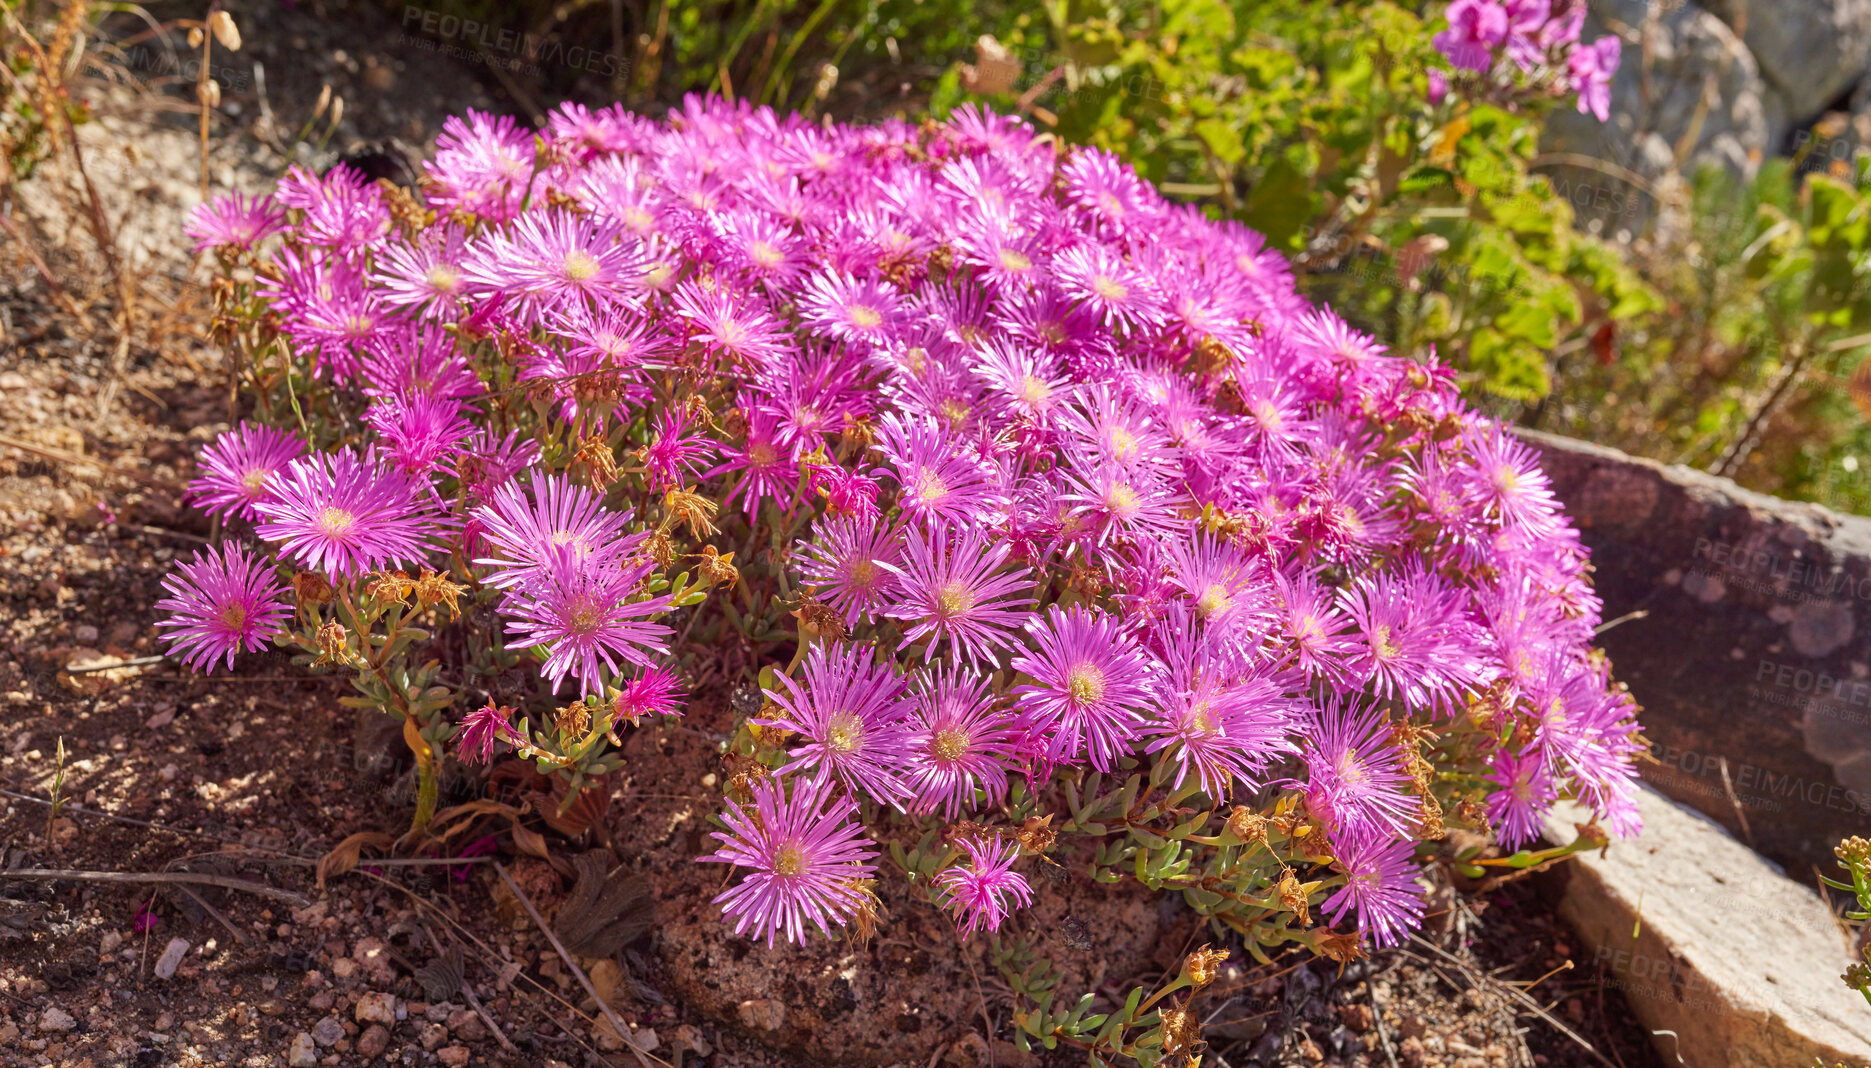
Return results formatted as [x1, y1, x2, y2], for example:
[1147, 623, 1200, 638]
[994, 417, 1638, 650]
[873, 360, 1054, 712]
[1276, 867, 1310, 927]
[575, 435, 619, 488]
[1316, 929, 1366, 963]
[846, 879, 883, 949]
[1014, 814, 1056, 856]
[646, 530, 677, 569]
[187, 26, 204, 48]
[312, 620, 349, 666]
[555, 700, 591, 739]
[792, 598, 845, 640]
[364, 570, 414, 606]
[693, 545, 738, 590]
[292, 570, 332, 606]
[312, 84, 332, 119]
[412, 569, 468, 617]
[328, 96, 344, 127]
[1183, 945, 1229, 992]
[1225, 806, 1267, 847]
[664, 488, 719, 539]
[196, 78, 221, 108]
[747, 720, 791, 750]
[208, 10, 241, 50]
[1158, 1003, 1201, 1057]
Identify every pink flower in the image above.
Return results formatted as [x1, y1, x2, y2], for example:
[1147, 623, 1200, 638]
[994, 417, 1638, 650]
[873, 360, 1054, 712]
[1434, 0, 1509, 72]
[935, 836, 1032, 938]
[698, 774, 879, 948]
[154, 543, 292, 673]
[1568, 34, 1621, 122]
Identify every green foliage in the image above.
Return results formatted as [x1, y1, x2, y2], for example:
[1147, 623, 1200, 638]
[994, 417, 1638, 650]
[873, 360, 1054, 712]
[1538, 158, 1871, 514]
[930, 0, 1658, 405]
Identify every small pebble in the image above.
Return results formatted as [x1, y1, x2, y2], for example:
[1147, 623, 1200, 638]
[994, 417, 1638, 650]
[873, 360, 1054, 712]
[437, 1046, 470, 1068]
[153, 937, 190, 980]
[286, 1032, 318, 1067]
[311, 1016, 344, 1047]
[356, 1023, 390, 1057]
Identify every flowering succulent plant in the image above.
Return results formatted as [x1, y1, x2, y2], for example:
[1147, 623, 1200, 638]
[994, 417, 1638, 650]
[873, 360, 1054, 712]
[175, 95, 1643, 1059]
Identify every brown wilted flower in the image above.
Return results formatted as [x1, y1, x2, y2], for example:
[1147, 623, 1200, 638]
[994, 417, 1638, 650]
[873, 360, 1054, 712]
[722, 751, 772, 800]
[1225, 806, 1267, 847]
[692, 545, 739, 590]
[792, 597, 846, 640]
[312, 620, 350, 666]
[1015, 814, 1057, 857]
[1416, 794, 1446, 840]
[1158, 1003, 1203, 1058]
[555, 700, 591, 738]
[412, 569, 469, 617]
[1183, 945, 1229, 992]
[377, 179, 435, 235]
[292, 570, 333, 606]
[364, 570, 414, 606]
[747, 720, 792, 750]
[1276, 867, 1311, 927]
[664, 487, 719, 539]
[847, 879, 884, 949]
[1316, 929, 1366, 963]
[574, 435, 619, 488]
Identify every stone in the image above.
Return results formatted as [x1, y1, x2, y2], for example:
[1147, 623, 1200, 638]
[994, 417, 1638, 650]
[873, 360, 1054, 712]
[354, 991, 397, 1025]
[310, 1016, 344, 1047]
[417, 1022, 448, 1050]
[351, 937, 395, 986]
[437, 1046, 471, 1067]
[425, 1002, 454, 1023]
[736, 997, 785, 1032]
[287, 1032, 318, 1068]
[98, 931, 123, 955]
[445, 1008, 484, 1041]
[38, 1008, 75, 1033]
[152, 937, 190, 980]
[355, 1023, 389, 1058]
[1543, 786, 1871, 1067]
[1525, 429, 1871, 876]
[1699, 0, 1871, 121]
[1542, 0, 1775, 231]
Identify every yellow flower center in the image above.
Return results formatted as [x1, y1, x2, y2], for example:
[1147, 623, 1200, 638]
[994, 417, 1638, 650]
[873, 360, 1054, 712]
[999, 248, 1032, 273]
[1092, 274, 1128, 302]
[912, 469, 949, 503]
[241, 469, 270, 494]
[1067, 664, 1106, 706]
[1188, 700, 1218, 736]
[938, 398, 971, 427]
[931, 727, 969, 763]
[569, 602, 603, 634]
[851, 559, 881, 590]
[1105, 482, 1140, 517]
[750, 241, 783, 269]
[749, 442, 778, 466]
[218, 603, 248, 630]
[826, 712, 863, 753]
[935, 581, 975, 618]
[425, 264, 462, 292]
[1018, 375, 1051, 407]
[1110, 426, 1137, 458]
[316, 507, 356, 538]
[1372, 624, 1401, 661]
[848, 304, 882, 330]
[773, 843, 806, 877]
[1195, 585, 1229, 619]
[563, 249, 600, 282]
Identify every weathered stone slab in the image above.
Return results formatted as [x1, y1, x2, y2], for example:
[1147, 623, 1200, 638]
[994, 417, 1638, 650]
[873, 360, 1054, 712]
[1542, 786, 1871, 1068]
[1521, 429, 1871, 876]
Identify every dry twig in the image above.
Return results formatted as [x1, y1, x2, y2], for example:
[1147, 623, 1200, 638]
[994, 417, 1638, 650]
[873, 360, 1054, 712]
[0, 866, 309, 906]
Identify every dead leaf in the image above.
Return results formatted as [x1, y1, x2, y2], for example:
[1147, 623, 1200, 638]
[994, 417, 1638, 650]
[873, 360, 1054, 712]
[315, 831, 395, 894]
[553, 850, 653, 959]
[511, 823, 550, 861]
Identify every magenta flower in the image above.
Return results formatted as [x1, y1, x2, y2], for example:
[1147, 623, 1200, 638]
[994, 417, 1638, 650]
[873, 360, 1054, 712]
[153, 543, 292, 672]
[1484, 748, 1556, 849]
[881, 526, 1034, 667]
[1300, 697, 1419, 839]
[935, 836, 1032, 939]
[615, 666, 686, 722]
[798, 270, 907, 347]
[189, 422, 306, 522]
[471, 473, 635, 589]
[1434, 0, 1509, 71]
[364, 391, 475, 475]
[698, 774, 880, 948]
[1011, 605, 1159, 773]
[464, 209, 642, 318]
[639, 409, 719, 491]
[1320, 828, 1425, 949]
[253, 449, 442, 578]
[874, 415, 1009, 529]
[498, 546, 674, 695]
[758, 643, 913, 807]
[904, 665, 1018, 819]
[185, 191, 286, 254]
[710, 410, 799, 518]
[1143, 611, 1301, 798]
[374, 225, 471, 319]
[795, 516, 902, 626]
[457, 701, 525, 765]
[1568, 34, 1621, 122]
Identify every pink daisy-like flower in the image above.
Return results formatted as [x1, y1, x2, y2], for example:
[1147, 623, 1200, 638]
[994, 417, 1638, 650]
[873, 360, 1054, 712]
[498, 545, 674, 695]
[873, 415, 1008, 529]
[253, 448, 442, 578]
[614, 665, 686, 722]
[153, 543, 292, 672]
[364, 391, 475, 476]
[935, 836, 1032, 939]
[185, 191, 287, 254]
[903, 664, 1018, 818]
[374, 225, 471, 319]
[795, 516, 902, 626]
[1300, 697, 1420, 840]
[758, 643, 913, 807]
[1320, 828, 1426, 949]
[710, 410, 800, 519]
[797, 269, 907, 348]
[638, 408, 720, 491]
[1143, 610, 1301, 797]
[698, 773, 880, 948]
[1011, 605, 1159, 773]
[672, 280, 793, 371]
[881, 526, 1034, 667]
[456, 700, 525, 765]
[470, 472, 636, 590]
[464, 209, 641, 319]
[1484, 748, 1556, 849]
[188, 422, 306, 522]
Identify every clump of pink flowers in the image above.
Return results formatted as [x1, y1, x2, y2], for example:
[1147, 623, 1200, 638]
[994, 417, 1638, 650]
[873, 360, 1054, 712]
[1433, 0, 1622, 120]
[171, 94, 1644, 959]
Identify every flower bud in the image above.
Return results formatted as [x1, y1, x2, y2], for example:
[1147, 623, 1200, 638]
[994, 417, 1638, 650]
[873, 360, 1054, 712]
[187, 26, 204, 48]
[208, 11, 242, 51]
[292, 570, 333, 606]
[196, 78, 221, 108]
